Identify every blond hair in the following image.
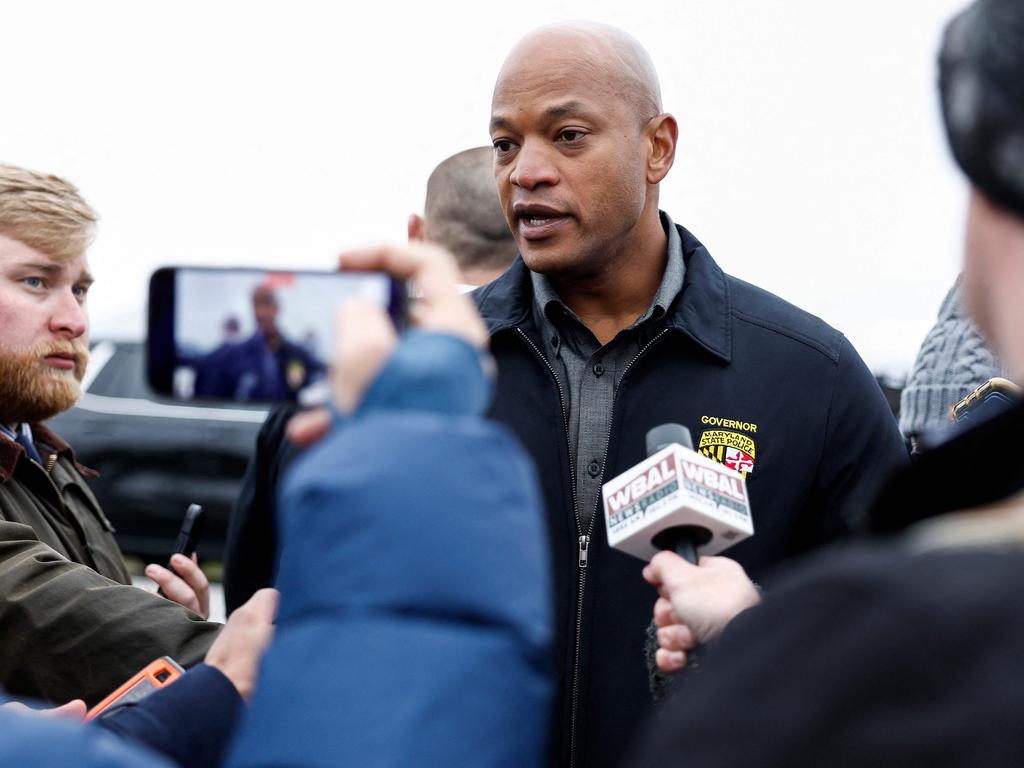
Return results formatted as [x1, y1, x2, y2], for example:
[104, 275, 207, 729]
[0, 163, 98, 261]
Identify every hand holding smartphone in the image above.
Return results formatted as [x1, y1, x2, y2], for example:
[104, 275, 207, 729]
[155, 504, 207, 605]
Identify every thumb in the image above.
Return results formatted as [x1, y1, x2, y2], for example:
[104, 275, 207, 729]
[286, 407, 332, 447]
[47, 699, 87, 721]
[332, 299, 397, 413]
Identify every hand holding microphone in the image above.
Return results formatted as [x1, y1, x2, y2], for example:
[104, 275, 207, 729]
[643, 552, 761, 672]
[602, 423, 759, 672]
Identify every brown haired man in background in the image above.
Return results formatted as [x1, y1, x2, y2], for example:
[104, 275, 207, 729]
[0, 163, 220, 704]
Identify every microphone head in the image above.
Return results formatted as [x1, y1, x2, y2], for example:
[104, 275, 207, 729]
[646, 423, 693, 456]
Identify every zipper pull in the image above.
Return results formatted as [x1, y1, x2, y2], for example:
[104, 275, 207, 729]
[578, 535, 590, 569]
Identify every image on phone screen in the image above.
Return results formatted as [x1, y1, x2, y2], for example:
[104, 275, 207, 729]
[148, 267, 405, 404]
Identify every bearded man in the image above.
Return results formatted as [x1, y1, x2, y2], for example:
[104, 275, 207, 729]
[0, 163, 220, 705]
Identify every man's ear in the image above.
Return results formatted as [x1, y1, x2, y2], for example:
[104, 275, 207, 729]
[407, 213, 426, 243]
[645, 114, 678, 185]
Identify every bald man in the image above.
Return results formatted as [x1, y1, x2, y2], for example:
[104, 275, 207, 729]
[408, 147, 518, 285]
[474, 23, 908, 767]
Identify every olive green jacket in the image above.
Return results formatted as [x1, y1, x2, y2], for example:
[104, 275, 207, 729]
[0, 424, 220, 705]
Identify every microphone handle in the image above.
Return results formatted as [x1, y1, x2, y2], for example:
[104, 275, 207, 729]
[652, 525, 709, 566]
[673, 536, 698, 565]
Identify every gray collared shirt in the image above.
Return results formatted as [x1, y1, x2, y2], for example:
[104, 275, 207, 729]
[530, 212, 686, 531]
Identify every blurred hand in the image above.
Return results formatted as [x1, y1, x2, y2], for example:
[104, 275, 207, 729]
[146, 553, 210, 619]
[643, 552, 760, 673]
[204, 588, 279, 701]
[288, 241, 489, 446]
[2, 699, 87, 721]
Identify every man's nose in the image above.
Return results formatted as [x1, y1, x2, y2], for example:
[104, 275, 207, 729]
[49, 289, 87, 339]
[510, 141, 559, 189]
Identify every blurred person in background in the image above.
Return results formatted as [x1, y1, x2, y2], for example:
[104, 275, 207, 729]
[223, 145, 519, 612]
[194, 283, 325, 402]
[638, 2, 1024, 764]
[408, 146, 519, 286]
[900, 277, 1006, 452]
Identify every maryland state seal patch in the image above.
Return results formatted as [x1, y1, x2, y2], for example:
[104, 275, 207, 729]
[697, 416, 758, 477]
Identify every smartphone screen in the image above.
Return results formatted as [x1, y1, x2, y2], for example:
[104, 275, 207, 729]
[148, 267, 406, 404]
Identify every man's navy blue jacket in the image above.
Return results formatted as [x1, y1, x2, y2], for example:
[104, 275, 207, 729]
[473, 222, 909, 768]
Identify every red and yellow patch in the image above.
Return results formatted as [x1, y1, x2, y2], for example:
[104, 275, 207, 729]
[698, 418, 757, 478]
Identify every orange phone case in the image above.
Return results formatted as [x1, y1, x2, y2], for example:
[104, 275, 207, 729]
[85, 656, 184, 721]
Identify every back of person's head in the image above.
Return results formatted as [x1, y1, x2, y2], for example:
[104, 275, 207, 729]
[940, 0, 1024, 222]
[0, 164, 98, 261]
[410, 147, 516, 285]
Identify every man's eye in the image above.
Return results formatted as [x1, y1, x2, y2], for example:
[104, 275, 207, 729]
[493, 139, 515, 153]
[73, 285, 90, 300]
[23, 277, 45, 289]
[558, 130, 586, 142]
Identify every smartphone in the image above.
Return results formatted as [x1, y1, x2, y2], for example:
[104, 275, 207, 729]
[173, 503, 205, 559]
[85, 657, 184, 721]
[148, 266, 407, 404]
[951, 377, 1020, 425]
[157, 504, 206, 598]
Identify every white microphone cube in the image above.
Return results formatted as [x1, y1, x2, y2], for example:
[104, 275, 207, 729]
[602, 445, 754, 561]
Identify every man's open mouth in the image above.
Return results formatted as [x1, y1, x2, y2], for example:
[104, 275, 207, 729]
[513, 203, 570, 239]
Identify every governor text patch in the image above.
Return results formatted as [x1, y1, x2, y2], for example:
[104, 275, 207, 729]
[698, 417, 758, 477]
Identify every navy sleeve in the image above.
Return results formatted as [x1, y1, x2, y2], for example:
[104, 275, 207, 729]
[94, 664, 244, 768]
[809, 335, 909, 540]
[223, 403, 299, 613]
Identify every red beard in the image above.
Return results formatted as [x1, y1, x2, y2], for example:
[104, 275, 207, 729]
[0, 340, 89, 424]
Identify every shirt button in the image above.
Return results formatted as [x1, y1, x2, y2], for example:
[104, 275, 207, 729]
[587, 460, 601, 478]
[593, 362, 604, 377]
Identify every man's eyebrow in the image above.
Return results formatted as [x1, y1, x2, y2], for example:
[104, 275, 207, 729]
[17, 261, 94, 285]
[543, 100, 592, 120]
[489, 115, 515, 134]
[19, 262, 63, 275]
[490, 101, 599, 134]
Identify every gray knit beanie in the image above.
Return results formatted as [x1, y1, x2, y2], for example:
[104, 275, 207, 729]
[899, 279, 1003, 437]
[939, 0, 1024, 220]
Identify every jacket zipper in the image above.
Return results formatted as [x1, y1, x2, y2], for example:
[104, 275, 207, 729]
[574, 328, 670, 765]
[514, 329, 589, 761]
[518, 325, 669, 767]
[41, 453, 62, 499]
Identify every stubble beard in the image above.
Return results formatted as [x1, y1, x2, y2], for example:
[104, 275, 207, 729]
[0, 341, 89, 424]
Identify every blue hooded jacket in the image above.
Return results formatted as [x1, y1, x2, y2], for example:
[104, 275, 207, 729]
[226, 331, 554, 767]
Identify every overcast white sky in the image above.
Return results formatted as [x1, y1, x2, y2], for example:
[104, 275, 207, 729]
[2, 0, 972, 376]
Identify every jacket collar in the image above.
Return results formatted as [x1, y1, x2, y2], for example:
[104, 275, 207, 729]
[0, 422, 97, 482]
[473, 219, 732, 363]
